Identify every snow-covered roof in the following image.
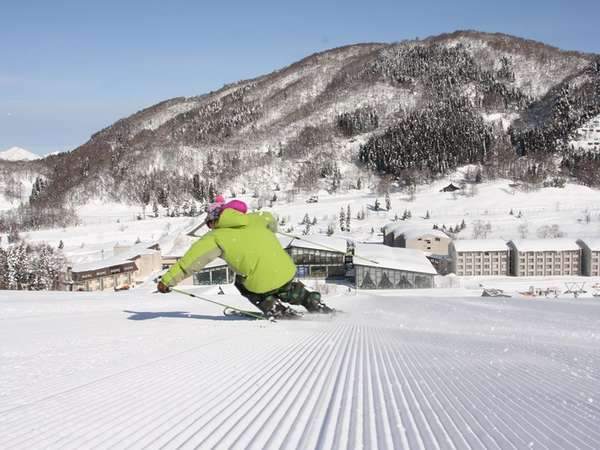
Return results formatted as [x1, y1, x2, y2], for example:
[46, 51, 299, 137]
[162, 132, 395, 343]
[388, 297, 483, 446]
[452, 239, 509, 252]
[279, 234, 348, 254]
[113, 241, 159, 259]
[353, 243, 437, 275]
[276, 234, 295, 249]
[204, 257, 228, 269]
[509, 239, 581, 252]
[576, 239, 600, 252]
[72, 255, 134, 273]
[164, 239, 194, 258]
[72, 242, 159, 273]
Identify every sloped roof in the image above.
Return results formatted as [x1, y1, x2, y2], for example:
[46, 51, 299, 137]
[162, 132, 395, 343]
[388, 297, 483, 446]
[577, 239, 600, 252]
[278, 233, 348, 254]
[353, 243, 437, 275]
[71, 242, 159, 273]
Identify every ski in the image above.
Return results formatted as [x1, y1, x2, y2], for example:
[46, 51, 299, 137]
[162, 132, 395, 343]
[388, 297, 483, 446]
[223, 306, 277, 321]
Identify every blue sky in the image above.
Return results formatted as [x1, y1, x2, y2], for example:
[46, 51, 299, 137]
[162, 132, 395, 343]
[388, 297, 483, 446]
[1, 0, 598, 154]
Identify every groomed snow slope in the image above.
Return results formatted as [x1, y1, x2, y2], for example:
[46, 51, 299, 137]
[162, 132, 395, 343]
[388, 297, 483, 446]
[1, 286, 599, 449]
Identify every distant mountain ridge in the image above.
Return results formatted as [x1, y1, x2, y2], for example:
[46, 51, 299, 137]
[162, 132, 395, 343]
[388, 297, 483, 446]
[0, 147, 39, 161]
[2, 30, 600, 216]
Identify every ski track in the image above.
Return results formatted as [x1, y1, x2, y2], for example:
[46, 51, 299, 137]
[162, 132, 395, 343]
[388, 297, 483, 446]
[1, 295, 600, 449]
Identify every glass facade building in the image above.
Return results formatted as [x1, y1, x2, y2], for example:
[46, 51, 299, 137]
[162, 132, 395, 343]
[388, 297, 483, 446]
[287, 247, 346, 279]
[355, 264, 433, 289]
[193, 266, 234, 285]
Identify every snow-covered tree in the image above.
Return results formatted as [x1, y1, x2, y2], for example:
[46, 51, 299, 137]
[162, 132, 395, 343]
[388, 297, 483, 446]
[345, 205, 351, 232]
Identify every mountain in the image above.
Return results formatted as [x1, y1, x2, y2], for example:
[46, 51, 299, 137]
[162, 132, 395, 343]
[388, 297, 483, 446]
[3, 31, 600, 220]
[0, 147, 40, 161]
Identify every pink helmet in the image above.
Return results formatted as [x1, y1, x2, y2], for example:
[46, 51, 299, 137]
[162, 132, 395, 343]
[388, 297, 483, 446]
[206, 196, 247, 222]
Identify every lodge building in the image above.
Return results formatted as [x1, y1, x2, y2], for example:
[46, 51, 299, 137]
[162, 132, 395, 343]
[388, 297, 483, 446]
[66, 242, 161, 291]
[383, 223, 451, 256]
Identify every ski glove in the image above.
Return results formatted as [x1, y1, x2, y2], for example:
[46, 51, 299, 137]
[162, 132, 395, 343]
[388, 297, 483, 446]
[157, 281, 171, 293]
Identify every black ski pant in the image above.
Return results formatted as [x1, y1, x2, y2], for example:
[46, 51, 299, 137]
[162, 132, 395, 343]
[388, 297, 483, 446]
[234, 277, 321, 312]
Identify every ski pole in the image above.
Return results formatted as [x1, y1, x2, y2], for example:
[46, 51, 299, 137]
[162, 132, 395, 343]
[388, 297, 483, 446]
[278, 231, 380, 265]
[170, 287, 269, 321]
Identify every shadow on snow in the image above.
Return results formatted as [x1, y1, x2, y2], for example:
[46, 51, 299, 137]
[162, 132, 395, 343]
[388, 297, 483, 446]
[123, 310, 250, 321]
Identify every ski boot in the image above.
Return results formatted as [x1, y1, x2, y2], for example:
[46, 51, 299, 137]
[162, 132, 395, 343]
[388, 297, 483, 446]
[255, 296, 303, 320]
[302, 291, 335, 314]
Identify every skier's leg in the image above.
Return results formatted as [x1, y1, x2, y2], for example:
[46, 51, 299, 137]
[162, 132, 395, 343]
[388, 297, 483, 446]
[235, 277, 276, 313]
[278, 280, 333, 313]
[235, 277, 297, 318]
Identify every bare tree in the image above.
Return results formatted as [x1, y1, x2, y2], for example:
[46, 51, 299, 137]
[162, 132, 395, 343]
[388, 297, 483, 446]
[536, 224, 564, 238]
[471, 220, 492, 239]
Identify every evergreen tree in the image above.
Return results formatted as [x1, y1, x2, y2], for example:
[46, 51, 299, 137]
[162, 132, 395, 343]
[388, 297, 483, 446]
[339, 207, 346, 231]
[385, 193, 391, 211]
[345, 205, 351, 232]
[425, 210, 430, 219]
[374, 199, 380, 211]
[157, 188, 169, 208]
[192, 174, 204, 201]
[302, 223, 311, 235]
[208, 183, 217, 202]
[0, 248, 7, 289]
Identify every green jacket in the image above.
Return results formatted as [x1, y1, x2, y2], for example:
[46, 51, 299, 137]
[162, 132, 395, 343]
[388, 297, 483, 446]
[162, 209, 297, 293]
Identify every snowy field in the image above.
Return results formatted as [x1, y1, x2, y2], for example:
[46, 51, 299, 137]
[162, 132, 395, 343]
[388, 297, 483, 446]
[1, 284, 599, 449]
[5, 173, 600, 265]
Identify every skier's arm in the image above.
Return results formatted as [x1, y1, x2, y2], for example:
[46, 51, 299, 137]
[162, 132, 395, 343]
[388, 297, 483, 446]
[161, 234, 222, 287]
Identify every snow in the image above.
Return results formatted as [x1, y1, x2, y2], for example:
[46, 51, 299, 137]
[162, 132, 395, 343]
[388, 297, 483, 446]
[354, 243, 437, 274]
[1, 285, 599, 448]
[452, 239, 509, 252]
[578, 238, 600, 252]
[70, 242, 158, 272]
[281, 233, 348, 253]
[383, 223, 448, 240]
[0, 146, 39, 161]
[569, 113, 600, 153]
[482, 112, 519, 130]
[509, 238, 581, 252]
[3, 163, 600, 446]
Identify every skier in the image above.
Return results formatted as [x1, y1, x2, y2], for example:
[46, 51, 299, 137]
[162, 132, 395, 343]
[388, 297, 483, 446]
[157, 196, 333, 319]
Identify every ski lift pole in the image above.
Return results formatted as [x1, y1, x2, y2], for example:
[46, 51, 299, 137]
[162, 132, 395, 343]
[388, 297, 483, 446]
[278, 231, 380, 265]
[170, 287, 269, 321]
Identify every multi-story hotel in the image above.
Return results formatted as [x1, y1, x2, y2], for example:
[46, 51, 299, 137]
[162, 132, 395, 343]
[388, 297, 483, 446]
[449, 240, 509, 276]
[507, 239, 581, 277]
